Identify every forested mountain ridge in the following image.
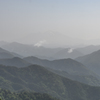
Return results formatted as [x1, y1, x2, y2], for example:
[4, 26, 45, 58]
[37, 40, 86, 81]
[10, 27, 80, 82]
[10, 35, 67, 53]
[1, 65, 100, 100]
[76, 50, 100, 76]
[23, 56, 100, 86]
[0, 55, 100, 86]
[23, 57, 91, 75]
[0, 89, 59, 100]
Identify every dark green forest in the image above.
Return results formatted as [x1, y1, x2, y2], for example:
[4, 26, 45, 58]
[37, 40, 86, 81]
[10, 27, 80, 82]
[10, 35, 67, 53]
[1, 64, 100, 100]
[0, 89, 59, 100]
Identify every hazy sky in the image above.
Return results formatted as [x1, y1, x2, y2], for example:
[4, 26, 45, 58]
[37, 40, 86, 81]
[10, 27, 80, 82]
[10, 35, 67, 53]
[0, 0, 100, 46]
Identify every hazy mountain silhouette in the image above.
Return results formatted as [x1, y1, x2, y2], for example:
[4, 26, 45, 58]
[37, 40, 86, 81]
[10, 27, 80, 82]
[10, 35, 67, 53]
[0, 47, 14, 59]
[76, 50, 100, 76]
[2, 42, 84, 59]
[77, 45, 100, 55]
[0, 41, 9, 46]
[2, 42, 62, 57]
[24, 57, 92, 75]
[23, 56, 100, 86]
[0, 57, 31, 67]
[18, 31, 84, 47]
[53, 48, 83, 59]
[0, 54, 99, 86]
[0, 47, 23, 59]
[11, 52, 23, 58]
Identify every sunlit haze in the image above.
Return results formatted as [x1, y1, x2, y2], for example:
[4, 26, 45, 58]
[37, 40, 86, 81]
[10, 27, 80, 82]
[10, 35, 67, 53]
[0, 0, 100, 47]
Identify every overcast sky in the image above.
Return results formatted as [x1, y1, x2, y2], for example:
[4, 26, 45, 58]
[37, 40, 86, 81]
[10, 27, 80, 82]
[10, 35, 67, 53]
[0, 0, 100, 46]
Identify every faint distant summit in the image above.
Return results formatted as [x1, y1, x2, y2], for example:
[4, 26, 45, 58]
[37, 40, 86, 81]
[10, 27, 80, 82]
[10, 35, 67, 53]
[0, 41, 9, 46]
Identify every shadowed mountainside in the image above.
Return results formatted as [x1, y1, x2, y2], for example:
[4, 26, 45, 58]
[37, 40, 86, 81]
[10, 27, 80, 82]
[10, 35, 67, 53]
[23, 56, 100, 86]
[1, 65, 100, 100]
[0, 89, 59, 100]
[0, 57, 31, 67]
[76, 50, 100, 76]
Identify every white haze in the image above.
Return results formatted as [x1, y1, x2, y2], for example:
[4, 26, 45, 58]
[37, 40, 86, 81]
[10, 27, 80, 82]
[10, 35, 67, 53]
[68, 48, 73, 53]
[34, 40, 47, 47]
[0, 1, 100, 47]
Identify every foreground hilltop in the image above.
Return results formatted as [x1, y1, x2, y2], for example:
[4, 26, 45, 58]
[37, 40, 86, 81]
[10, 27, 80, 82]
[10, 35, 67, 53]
[0, 89, 59, 100]
[0, 65, 100, 100]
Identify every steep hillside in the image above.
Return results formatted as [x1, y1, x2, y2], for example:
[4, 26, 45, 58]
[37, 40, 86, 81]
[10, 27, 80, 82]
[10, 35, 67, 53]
[0, 57, 31, 67]
[24, 57, 94, 75]
[76, 50, 100, 76]
[0, 47, 23, 59]
[0, 48, 14, 59]
[0, 89, 59, 100]
[0, 65, 100, 100]
[24, 56, 100, 86]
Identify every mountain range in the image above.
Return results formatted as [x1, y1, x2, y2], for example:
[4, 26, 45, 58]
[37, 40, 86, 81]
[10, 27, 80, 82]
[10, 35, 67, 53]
[17, 31, 85, 47]
[1, 42, 83, 59]
[76, 45, 100, 55]
[23, 56, 100, 86]
[2, 42, 100, 60]
[0, 43, 100, 86]
[0, 47, 23, 59]
[76, 49, 100, 76]
[0, 51, 99, 86]
[1, 65, 100, 100]
[0, 57, 31, 67]
[0, 41, 100, 100]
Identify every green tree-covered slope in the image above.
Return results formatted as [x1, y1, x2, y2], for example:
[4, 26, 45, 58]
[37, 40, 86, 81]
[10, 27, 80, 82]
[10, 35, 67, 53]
[0, 65, 100, 100]
[0, 89, 59, 100]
